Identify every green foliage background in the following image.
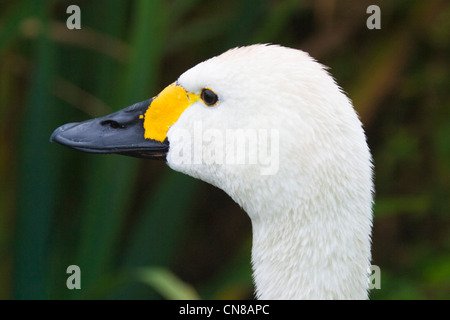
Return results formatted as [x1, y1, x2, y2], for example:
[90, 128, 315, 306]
[0, 0, 449, 299]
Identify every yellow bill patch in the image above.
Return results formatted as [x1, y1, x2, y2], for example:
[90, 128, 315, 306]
[143, 83, 199, 142]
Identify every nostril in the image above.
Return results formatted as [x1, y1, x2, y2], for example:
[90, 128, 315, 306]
[101, 120, 124, 129]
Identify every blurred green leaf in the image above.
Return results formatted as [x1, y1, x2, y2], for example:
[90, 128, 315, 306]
[0, 0, 34, 55]
[134, 267, 200, 300]
[251, 0, 302, 43]
[374, 195, 431, 219]
[13, 0, 58, 299]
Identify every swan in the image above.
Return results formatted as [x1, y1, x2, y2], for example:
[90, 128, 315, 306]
[51, 44, 374, 300]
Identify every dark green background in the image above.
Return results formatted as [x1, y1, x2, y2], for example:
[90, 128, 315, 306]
[0, 0, 449, 299]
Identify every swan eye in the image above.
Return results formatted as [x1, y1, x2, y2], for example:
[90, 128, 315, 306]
[200, 88, 218, 106]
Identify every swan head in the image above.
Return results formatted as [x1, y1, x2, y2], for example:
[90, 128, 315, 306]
[167, 44, 372, 221]
[51, 44, 374, 299]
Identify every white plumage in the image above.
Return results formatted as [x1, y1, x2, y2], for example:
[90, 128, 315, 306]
[51, 44, 374, 300]
[167, 45, 374, 299]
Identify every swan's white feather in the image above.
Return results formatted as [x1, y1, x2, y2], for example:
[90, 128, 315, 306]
[166, 44, 373, 299]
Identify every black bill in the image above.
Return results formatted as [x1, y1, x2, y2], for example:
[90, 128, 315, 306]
[50, 99, 169, 159]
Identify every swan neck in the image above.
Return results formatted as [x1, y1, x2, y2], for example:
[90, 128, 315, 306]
[250, 206, 371, 300]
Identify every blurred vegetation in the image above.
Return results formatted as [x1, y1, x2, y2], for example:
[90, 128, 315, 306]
[0, 0, 449, 300]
